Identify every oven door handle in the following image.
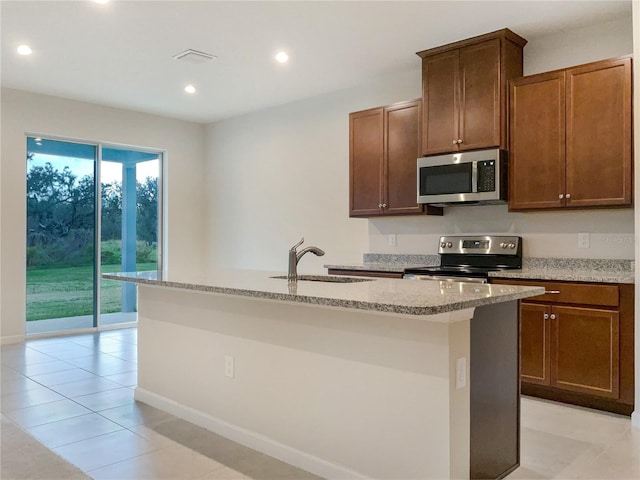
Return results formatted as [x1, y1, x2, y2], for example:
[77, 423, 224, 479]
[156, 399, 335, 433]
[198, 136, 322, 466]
[403, 274, 487, 284]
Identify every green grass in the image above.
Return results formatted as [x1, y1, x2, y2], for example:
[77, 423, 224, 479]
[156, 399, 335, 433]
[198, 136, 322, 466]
[26, 263, 157, 321]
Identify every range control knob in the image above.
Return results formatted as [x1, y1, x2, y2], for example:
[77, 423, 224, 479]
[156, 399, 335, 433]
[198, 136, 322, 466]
[500, 242, 507, 249]
[440, 242, 446, 248]
[508, 243, 516, 249]
[446, 242, 452, 248]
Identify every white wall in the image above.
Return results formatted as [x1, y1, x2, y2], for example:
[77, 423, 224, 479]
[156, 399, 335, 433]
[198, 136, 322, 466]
[0, 88, 206, 342]
[204, 67, 422, 272]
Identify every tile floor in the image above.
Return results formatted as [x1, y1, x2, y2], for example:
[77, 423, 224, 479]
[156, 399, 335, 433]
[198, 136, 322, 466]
[1, 328, 639, 480]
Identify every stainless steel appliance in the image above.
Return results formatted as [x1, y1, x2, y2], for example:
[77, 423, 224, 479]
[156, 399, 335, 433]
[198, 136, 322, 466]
[417, 148, 508, 206]
[403, 235, 522, 283]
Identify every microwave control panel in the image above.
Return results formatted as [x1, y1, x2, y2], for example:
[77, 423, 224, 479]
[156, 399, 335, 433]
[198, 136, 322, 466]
[477, 161, 496, 192]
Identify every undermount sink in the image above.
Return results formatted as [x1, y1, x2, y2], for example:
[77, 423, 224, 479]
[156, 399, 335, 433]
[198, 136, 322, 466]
[271, 275, 374, 283]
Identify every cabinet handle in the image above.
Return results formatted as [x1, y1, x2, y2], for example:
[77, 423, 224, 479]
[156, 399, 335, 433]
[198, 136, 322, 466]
[559, 194, 564, 199]
[543, 313, 549, 320]
[550, 313, 557, 320]
[545, 290, 561, 294]
[566, 193, 571, 199]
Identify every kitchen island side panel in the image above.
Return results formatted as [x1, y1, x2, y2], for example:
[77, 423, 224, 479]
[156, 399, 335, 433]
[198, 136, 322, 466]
[135, 285, 472, 480]
[470, 300, 520, 479]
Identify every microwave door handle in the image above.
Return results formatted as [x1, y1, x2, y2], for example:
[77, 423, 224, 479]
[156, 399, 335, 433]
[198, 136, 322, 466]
[471, 161, 478, 193]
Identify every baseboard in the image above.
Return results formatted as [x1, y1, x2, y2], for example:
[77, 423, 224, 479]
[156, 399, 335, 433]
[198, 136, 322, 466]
[134, 388, 370, 480]
[632, 411, 640, 429]
[1, 335, 25, 345]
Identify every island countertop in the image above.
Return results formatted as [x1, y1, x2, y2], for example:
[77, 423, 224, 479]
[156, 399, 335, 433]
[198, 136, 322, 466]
[103, 269, 544, 317]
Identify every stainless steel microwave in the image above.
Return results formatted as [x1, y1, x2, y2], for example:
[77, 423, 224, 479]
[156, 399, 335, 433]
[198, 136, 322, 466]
[417, 149, 508, 206]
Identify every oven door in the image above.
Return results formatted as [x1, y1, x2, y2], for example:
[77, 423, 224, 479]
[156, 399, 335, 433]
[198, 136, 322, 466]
[403, 273, 488, 284]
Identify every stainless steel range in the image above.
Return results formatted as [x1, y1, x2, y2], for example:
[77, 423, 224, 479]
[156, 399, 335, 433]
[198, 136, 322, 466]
[403, 235, 522, 283]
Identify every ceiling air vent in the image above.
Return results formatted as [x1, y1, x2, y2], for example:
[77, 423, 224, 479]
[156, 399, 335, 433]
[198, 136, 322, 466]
[172, 49, 217, 64]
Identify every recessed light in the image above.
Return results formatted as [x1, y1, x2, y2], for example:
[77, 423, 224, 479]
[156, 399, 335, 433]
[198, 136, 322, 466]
[275, 51, 289, 63]
[17, 45, 32, 56]
[184, 85, 196, 94]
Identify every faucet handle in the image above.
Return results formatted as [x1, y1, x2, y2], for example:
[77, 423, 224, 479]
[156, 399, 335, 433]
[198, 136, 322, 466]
[290, 237, 304, 252]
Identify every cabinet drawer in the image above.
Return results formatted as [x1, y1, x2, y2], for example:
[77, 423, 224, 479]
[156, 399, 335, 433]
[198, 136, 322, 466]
[492, 279, 619, 307]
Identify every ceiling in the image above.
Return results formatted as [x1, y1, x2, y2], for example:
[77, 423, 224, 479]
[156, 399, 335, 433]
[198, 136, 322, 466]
[1, 1, 631, 124]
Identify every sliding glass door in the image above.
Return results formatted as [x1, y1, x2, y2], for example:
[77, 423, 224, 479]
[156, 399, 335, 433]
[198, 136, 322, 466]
[26, 138, 97, 334]
[25, 136, 162, 335]
[100, 147, 161, 327]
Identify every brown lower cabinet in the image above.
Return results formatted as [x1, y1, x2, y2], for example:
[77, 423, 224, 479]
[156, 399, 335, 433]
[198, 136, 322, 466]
[492, 278, 634, 415]
[327, 268, 403, 279]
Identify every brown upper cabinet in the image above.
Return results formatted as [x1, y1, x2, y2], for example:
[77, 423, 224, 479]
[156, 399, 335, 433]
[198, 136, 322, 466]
[416, 29, 527, 156]
[509, 56, 632, 211]
[349, 99, 442, 217]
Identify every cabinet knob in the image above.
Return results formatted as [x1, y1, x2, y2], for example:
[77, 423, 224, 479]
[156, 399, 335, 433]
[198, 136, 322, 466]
[550, 314, 557, 320]
[559, 194, 564, 199]
[543, 313, 549, 320]
[452, 140, 457, 145]
[382, 203, 387, 208]
[457, 139, 463, 144]
[379, 204, 383, 208]
[566, 193, 571, 199]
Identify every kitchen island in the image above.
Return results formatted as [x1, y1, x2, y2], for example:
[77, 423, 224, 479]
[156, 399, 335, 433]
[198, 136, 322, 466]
[104, 270, 543, 480]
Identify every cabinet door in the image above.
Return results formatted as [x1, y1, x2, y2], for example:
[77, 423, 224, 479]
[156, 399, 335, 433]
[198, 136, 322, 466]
[349, 108, 383, 216]
[384, 100, 424, 215]
[550, 306, 620, 399]
[520, 303, 551, 385]
[458, 39, 501, 151]
[509, 71, 566, 210]
[565, 57, 632, 207]
[422, 50, 459, 155]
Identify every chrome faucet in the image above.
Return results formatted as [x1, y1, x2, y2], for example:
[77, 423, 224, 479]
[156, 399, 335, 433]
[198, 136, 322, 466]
[288, 238, 325, 282]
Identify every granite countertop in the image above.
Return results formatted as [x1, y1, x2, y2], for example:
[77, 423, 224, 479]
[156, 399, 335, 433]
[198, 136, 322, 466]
[327, 255, 635, 284]
[103, 269, 543, 318]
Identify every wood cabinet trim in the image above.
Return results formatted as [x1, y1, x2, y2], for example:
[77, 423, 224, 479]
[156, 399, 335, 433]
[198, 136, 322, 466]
[416, 28, 527, 58]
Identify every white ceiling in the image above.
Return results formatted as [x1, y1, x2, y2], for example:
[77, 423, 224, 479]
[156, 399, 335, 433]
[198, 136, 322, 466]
[1, 0, 631, 124]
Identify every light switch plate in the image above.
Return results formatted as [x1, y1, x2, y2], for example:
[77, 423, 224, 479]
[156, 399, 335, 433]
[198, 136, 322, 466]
[388, 234, 397, 246]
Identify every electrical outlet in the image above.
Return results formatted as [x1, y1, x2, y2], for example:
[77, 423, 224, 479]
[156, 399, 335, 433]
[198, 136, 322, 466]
[456, 357, 466, 389]
[578, 233, 590, 249]
[224, 355, 234, 378]
[388, 234, 397, 246]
